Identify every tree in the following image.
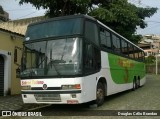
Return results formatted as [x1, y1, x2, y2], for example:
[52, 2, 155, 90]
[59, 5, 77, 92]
[19, 0, 157, 43]
[0, 5, 4, 14]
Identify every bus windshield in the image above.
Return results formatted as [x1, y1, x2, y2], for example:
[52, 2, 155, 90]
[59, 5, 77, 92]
[20, 38, 82, 78]
[25, 18, 82, 40]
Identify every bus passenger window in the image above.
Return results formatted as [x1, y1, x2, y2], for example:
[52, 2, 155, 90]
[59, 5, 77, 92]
[112, 34, 121, 53]
[100, 28, 111, 49]
[128, 44, 135, 59]
[84, 43, 101, 74]
[85, 21, 99, 46]
[121, 40, 128, 56]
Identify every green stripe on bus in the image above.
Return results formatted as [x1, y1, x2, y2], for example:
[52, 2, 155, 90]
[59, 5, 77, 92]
[108, 53, 145, 84]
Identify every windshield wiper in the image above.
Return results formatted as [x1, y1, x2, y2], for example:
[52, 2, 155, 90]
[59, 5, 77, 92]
[37, 57, 46, 67]
[49, 60, 61, 76]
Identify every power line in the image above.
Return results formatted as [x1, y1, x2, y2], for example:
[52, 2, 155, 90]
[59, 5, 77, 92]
[145, 21, 160, 23]
[5, 8, 36, 11]
[16, 11, 37, 19]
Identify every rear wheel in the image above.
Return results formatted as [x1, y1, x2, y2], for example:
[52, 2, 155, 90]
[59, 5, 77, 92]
[132, 79, 137, 91]
[137, 76, 140, 88]
[95, 82, 105, 106]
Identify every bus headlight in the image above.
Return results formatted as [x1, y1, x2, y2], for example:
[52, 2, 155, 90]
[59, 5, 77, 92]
[61, 84, 81, 90]
[21, 85, 31, 90]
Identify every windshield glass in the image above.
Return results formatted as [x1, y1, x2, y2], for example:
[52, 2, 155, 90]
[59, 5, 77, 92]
[21, 38, 82, 78]
[25, 18, 82, 40]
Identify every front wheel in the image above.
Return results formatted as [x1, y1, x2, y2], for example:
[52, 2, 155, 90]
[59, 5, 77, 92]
[95, 82, 105, 106]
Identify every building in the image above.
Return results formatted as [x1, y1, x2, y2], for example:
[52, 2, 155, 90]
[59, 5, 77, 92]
[0, 28, 23, 96]
[0, 16, 46, 96]
[139, 35, 160, 57]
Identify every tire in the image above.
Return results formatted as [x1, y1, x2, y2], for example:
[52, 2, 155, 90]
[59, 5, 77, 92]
[132, 79, 137, 91]
[95, 82, 105, 106]
[137, 79, 140, 88]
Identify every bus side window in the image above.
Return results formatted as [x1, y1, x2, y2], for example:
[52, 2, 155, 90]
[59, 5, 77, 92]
[121, 40, 128, 56]
[84, 42, 101, 74]
[100, 28, 112, 49]
[85, 21, 99, 46]
[134, 47, 139, 60]
[112, 34, 121, 53]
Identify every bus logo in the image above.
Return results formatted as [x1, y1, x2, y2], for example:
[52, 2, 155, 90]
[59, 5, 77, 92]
[42, 84, 48, 90]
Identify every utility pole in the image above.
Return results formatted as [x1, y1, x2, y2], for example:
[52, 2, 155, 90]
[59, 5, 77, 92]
[156, 40, 160, 75]
[156, 54, 158, 75]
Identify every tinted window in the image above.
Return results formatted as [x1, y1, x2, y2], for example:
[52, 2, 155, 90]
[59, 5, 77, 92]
[85, 21, 99, 46]
[100, 28, 111, 49]
[112, 34, 121, 53]
[84, 42, 101, 74]
[26, 18, 82, 40]
[128, 44, 134, 58]
[121, 40, 128, 56]
[134, 47, 139, 60]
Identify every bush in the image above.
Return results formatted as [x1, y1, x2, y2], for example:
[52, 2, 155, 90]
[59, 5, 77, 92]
[145, 55, 156, 64]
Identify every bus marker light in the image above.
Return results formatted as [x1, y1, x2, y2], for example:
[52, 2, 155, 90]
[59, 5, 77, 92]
[75, 84, 81, 89]
[61, 84, 81, 90]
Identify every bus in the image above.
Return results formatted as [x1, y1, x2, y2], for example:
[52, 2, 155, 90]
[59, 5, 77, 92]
[20, 15, 146, 106]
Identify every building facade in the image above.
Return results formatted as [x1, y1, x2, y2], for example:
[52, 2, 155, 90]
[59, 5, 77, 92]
[139, 35, 160, 57]
[0, 16, 46, 96]
[0, 29, 23, 96]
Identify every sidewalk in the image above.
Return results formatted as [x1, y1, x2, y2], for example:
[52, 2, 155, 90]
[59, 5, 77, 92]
[0, 95, 47, 111]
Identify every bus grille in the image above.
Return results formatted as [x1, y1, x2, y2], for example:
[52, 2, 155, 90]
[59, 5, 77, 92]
[34, 94, 61, 102]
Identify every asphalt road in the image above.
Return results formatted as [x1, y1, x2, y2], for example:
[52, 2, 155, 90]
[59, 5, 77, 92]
[1, 75, 160, 119]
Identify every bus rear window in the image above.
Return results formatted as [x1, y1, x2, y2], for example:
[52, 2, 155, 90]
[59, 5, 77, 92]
[25, 18, 82, 40]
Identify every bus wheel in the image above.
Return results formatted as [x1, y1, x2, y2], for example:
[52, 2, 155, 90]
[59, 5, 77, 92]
[96, 82, 105, 106]
[137, 79, 140, 88]
[132, 79, 137, 91]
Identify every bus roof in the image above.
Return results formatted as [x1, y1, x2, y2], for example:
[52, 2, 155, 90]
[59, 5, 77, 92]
[28, 14, 96, 26]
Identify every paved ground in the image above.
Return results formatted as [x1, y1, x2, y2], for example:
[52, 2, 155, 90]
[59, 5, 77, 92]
[0, 74, 160, 119]
[0, 95, 47, 111]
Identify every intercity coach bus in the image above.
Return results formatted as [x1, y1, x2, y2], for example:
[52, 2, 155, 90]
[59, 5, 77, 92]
[20, 15, 145, 106]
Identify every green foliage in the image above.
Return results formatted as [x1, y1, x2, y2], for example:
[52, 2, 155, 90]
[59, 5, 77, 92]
[145, 55, 156, 64]
[0, 5, 4, 14]
[19, 0, 157, 43]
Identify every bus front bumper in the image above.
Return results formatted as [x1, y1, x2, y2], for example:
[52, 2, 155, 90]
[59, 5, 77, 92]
[21, 90, 84, 104]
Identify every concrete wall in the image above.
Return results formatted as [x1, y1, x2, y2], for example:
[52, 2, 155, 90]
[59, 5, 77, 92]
[0, 30, 23, 95]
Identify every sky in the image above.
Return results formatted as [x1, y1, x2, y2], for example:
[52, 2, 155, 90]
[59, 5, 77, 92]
[0, 0, 46, 20]
[129, 0, 160, 35]
[0, 0, 160, 35]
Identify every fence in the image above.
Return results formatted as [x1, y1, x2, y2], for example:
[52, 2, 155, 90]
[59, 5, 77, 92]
[146, 64, 160, 74]
[145, 56, 160, 74]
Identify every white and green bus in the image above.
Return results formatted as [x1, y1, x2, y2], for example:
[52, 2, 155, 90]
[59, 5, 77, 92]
[20, 15, 145, 106]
